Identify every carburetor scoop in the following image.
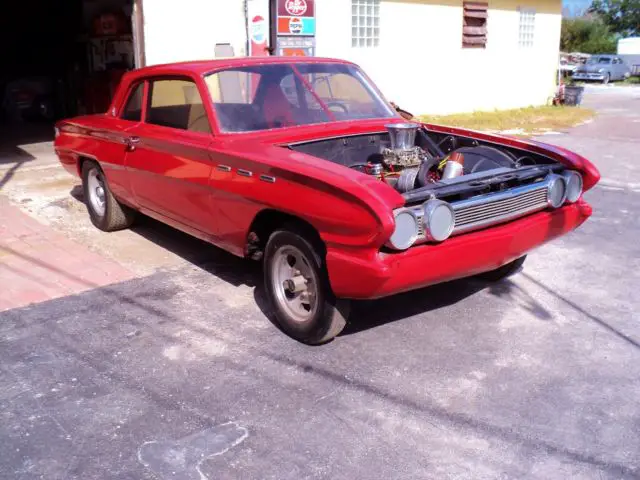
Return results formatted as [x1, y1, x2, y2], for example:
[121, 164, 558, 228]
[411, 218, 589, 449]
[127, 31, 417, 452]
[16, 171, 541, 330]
[385, 122, 419, 151]
[383, 123, 423, 170]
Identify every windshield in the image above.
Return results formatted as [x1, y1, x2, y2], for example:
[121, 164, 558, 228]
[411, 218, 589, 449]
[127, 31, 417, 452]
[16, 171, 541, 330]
[587, 57, 612, 65]
[204, 63, 397, 132]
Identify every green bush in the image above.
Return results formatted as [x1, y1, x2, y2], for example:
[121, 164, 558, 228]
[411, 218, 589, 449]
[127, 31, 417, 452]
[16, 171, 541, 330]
[561, 17, 617, 54]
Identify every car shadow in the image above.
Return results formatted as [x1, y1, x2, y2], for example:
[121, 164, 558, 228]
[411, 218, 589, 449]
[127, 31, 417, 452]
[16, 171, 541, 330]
[128, 215, 492, 336]
[68, 186, 511, 338]
[341, 278, 487, 336]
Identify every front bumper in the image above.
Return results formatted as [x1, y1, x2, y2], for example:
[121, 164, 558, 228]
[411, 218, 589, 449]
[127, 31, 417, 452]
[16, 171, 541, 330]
[326, 201, 592, 299]
[572, 73, 606, 81]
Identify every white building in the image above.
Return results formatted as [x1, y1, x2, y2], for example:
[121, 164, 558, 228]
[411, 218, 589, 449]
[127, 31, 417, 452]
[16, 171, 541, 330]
[140, 0, 562, 115]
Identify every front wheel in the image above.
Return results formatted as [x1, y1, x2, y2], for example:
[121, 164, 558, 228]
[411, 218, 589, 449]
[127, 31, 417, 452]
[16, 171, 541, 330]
[602, 73, 610, 84]
[263, 229, 349, 344]
[478, 255, 527, 282]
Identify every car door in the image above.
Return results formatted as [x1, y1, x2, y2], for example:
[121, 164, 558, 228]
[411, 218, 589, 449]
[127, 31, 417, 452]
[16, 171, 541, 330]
[96, 81, 146, 206]
[124, 76, 216, 235]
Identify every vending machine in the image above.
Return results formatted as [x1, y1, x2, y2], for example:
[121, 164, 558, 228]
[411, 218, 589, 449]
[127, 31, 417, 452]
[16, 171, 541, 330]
[274, 0, 316, 56]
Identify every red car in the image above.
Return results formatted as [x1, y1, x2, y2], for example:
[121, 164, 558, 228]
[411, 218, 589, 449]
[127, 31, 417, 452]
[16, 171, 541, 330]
[54, 57, 599, 344]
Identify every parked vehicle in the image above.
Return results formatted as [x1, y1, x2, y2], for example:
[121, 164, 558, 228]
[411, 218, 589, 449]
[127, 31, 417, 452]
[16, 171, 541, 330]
[558, 58, 578, 76]
[572, 55, 630, 83]
[2, 76, 57, 122]
[54, 57, 599, 344]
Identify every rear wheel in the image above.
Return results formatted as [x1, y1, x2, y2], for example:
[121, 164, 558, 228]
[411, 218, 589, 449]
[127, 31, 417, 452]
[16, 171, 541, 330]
[82, 161, 136, 231]
[478, 255, 527, 282]
[264, 229, 349, 344]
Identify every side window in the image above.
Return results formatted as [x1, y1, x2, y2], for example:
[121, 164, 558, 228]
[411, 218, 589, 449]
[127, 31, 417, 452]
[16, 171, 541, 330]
[121, 83, 144, 121]
[146, 79, 211, 133]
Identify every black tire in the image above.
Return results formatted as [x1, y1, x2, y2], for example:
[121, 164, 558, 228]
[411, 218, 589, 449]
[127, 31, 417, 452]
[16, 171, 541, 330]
[602, 73, 610, 84]
[81, 160, 136, 231]
[263, 229, 349, 344]
[478, 255, 527, 282]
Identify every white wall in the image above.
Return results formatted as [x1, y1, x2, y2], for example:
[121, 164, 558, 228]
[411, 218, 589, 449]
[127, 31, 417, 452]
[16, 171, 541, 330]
[143, 0, 247, 66]
[315, 0, 562, 114]
[140, 0, 561, 114]
[618, 37, 640, 55]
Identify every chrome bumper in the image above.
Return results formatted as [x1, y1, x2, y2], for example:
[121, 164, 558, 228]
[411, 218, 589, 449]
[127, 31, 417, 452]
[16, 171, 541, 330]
[573, 73, 605, 80]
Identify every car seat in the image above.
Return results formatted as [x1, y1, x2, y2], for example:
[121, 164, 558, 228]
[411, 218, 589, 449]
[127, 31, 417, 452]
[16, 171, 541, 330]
[262, 83, 294, 128]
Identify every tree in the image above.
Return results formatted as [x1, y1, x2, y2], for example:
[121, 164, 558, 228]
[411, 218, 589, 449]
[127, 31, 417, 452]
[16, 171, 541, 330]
[560, 17, 618, 53]
[590, 0, 640, 36]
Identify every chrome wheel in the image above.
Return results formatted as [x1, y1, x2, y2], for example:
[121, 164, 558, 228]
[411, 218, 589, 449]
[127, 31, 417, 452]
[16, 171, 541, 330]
[87, 169, 106, 217]
[270, 245, 319, 323]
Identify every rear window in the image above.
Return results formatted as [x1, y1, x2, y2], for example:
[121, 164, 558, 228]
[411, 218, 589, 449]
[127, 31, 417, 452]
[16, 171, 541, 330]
[146, 79, 211, 133]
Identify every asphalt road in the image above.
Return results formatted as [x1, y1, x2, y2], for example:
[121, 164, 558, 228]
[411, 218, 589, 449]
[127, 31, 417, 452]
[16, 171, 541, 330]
[1, 86, 640, 479]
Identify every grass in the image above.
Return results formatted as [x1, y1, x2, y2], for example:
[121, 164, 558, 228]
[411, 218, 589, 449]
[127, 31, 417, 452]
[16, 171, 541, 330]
[418, 105, 595, 136]
[621, 76, 640, 86]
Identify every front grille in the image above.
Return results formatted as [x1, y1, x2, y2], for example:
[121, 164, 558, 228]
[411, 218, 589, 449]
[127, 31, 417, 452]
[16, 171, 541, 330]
[411, 181, 550, 242]
[453, 186, 548, 233]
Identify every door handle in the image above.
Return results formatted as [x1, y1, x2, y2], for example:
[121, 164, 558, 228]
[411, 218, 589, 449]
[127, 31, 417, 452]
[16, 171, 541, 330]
[125, 136, 140, 152]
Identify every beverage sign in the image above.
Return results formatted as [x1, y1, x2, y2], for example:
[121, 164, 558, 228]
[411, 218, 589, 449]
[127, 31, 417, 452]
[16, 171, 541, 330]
[277, 0, 315, 36]
[285, 0, 307, 16]
[278, 0, 314, 17]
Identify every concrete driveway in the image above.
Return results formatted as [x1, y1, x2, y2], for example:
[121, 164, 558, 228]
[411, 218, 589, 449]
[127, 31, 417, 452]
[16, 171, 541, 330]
[1, 87, 639, 479]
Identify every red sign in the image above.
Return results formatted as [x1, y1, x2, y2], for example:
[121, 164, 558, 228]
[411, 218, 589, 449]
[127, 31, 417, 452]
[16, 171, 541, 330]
[277, 0, 315, 17]
[285, 0, 307, 16]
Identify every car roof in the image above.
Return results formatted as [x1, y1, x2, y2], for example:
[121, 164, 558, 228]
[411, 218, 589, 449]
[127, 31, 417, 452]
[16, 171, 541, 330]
[126, 57, 357, 79]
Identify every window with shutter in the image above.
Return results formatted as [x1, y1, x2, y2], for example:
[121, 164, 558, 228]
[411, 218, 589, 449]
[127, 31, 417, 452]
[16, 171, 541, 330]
[462, 2, 488, 48]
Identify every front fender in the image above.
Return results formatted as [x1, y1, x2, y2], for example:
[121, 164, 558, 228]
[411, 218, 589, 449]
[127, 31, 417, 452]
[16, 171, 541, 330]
[422, 123, 600, 190]
[210, 141, 404, 251]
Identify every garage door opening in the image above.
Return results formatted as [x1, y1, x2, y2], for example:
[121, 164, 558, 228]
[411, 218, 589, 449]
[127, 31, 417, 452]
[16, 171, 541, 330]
[1, 0, 143, 153]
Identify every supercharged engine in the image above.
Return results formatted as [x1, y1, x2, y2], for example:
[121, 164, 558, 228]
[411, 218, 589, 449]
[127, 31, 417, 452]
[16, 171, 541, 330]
[364, 123, 440, 193]
[358, 122, 527, 194]
[359, 123, 474, 193]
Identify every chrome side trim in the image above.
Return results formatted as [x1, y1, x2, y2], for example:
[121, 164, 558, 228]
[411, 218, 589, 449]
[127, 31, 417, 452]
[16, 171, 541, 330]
[237, 169, 252, 177]
[217, 165, 232, 172]
[260, 174, 276, 183]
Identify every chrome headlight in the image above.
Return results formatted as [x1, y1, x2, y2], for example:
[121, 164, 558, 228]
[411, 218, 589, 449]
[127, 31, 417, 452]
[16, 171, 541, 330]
[387, 209, 419, 250]
[547, 174, 567, 208]
[423, 199, 455, 242]
[561, 171, 583, 203]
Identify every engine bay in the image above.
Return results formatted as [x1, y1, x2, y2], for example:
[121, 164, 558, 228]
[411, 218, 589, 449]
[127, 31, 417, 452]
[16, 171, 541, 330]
[287, 123, 561, 204]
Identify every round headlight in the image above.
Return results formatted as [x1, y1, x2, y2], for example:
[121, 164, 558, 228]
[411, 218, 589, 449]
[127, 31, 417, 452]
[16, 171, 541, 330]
[547, 174, 567, 208]
[387, 209, 419, 250]
[423, 199, 455, 242]
[561, 171, 583, 203]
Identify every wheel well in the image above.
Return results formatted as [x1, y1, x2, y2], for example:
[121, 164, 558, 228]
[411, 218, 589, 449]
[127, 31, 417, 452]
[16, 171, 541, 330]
[77, 156, 93, 176]
[246, 210, 324, 260]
